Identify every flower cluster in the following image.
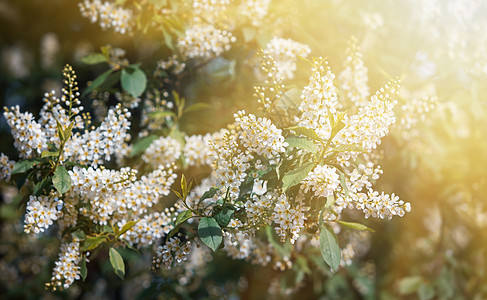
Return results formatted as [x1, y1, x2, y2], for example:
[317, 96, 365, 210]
[239, 0, 272, 26]
[299, 59, 338, 140]
[24, 195, 62, 235]
[264, 37, 311, 80]
[0, 153, 15, 181]
[46, 240, 82, 291]
[177, 24, 236, 60]
[271, 194, 307, 244]
[338, 37, 370, 107]
[142, 136, 181, 167]
[302, 165, 340, 198]
[79, 0, 132, 34]
[152, 237, 192, 270]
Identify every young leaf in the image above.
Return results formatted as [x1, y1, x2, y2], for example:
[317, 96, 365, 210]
[276, 88, 302, 111]
[81, 236, 106, 252]
[198, 217, 222, 252]
[286, 126, 322, 141]
[12, 159, 41, 175]
[109, 247, 125, 280]
[285, 136, 318, 153]
[332, 144, 366, 153]
[338, 220, 375, 232]
[117, 220, 139, 237]
[121, 66, 147, 98]
[319, 225, 341, 273]
[175, 210, 193, 227]
[282, 162, 316, 192]
[81, 53, 107, 65]
[53, 165, 72, 194]
[80, 256, 88, 281]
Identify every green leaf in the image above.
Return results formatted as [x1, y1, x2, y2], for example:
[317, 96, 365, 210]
[149, 110, 176, 119]
[338, 171, 348, 198]
[198, 187, 220, 203]
[265, 226, 290, 257]
[162, 28, 174, 50]
[12, 159, 41, 174]
[276, 88, 302, 111]
[198, 217, 222, 252]
[175, 210, 193, 227]
[287, 126, 321, 141]
[121, 66, 147, 98]
[328, 112, 346, 142]
[285, 136, 318, 153]
[72, 230, 86, 240]
[183, 103, 212, 114]
[53, 165, 72, 194]
[109, 247, 125, 280]
[319, 225, 341, 273]
[33, 176, 51, 196]
[202, 57, 236, 84]
[80, 256, 87, 281]
[130, 135, 158, 158]
[118, 220, 138, 237]
[399, 276, 423, 295]
[148, 0, 167, 9]
[41, 151, 58, 158]
[81, 236, 106, 252]
[282, 162, 316, 192]
[214, 208, 234, 227]
[81, 53, 107, 65]
[338, 221, 374, 232]
[418, 284, 435, 300]
[83, 69, 114, 95]
[332, 144, 366, 153]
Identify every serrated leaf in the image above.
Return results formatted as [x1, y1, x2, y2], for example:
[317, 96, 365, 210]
[214, 208, 234, 227]
[338, 221, 374, 232]
[118, 220, 138, 237]
[81, 53, 107, 65]
[81, 236, 106, 252]
[130, 135, 158, 158]
[12, 159, 41, 175]
[83, 69, 114, 96]
[198, 187, 220, 203]
[333, 144, 366, 153]
[399, 276, 423, 295]
[53, 165, 71, 194]
[198, 217, 222, 252]
[285, 136, 318, 153]
[319, 225, 341, 273]
[109, 247, 125, 280]
[121, 66, 147, 98]
[80, 256, 87, 281]
[282, 162, 316, 192]
[276, 88, 302, 111]
[287, 126, 321, 141]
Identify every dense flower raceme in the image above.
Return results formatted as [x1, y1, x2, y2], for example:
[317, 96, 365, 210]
[79, 0, 132, 34]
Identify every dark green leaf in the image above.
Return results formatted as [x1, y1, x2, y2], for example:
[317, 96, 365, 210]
[81, 53, 107, 65]
[53, 165, 71, 194]
[109, 247, 125, 279]
[285, 136, 318, 153]
[121, 66, 147, 98]
[12, 159, 41, 175]
[33, 176, 51, 196]
[72, 230, 86, 240]
[80, 256, 87, 281]
[198, 217, 222, 252]
[198, 187, 220, 203]
[282, 162, 315, 192]
[83, 69, 114, 95]
[319, 225, 341, 273]
[214, 208, 234, 227]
